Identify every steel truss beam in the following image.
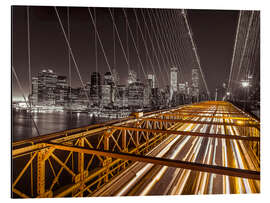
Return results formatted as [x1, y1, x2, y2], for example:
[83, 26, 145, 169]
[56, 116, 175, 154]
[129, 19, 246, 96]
[161, 113, 256, 121]
[47, 143, 260, 180]
[140, 117, 259, 128]
[110, 126, 260, 141]
[171, 111, 242, 115]
[12, 101, 261, 197]
[12, 115, 137, 147]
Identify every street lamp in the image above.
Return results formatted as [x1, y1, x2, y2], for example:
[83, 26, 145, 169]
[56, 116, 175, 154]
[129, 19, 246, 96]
[241, 81, 249, 88]
[241, 80, 250, 111]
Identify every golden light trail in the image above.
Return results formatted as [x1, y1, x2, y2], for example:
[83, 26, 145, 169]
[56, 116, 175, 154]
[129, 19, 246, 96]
[12, 101, 260, 197]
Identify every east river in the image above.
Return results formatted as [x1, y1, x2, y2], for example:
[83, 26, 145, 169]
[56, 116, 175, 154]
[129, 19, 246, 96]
[12, 110, 106, 142]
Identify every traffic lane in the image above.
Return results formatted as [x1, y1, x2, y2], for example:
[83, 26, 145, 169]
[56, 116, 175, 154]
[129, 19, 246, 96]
[125, 122, 203, 195]
[136, 124, 207, 195]
[106, 122, 192, 196]
[94, 104, 260, 196]
[141, 127, 259, 193]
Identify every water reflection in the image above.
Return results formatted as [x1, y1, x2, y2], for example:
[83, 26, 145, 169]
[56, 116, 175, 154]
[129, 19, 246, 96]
[12, 111, 103, 142]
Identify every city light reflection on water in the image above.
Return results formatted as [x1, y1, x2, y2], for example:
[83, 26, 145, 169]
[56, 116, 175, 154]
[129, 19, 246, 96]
[12, 111, 103, 142]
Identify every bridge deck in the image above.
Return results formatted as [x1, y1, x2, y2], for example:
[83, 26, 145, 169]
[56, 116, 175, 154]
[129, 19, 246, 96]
[12, 101, 260, 198]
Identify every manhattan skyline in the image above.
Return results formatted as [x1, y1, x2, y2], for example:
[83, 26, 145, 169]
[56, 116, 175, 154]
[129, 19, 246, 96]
[12, 6, 260, 99]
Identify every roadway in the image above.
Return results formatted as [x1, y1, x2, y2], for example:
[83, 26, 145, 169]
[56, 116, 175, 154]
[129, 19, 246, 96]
[92, 102, 260, 196]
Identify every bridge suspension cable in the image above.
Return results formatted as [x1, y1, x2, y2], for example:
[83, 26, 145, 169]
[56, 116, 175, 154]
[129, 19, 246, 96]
[140, 9, 169, 84]
[12, 7, 41, 137]
[152, 10, 185, 86]
[174, 11, 199, 79]
[151, 10, 174, 70]
[27, 6, 32, 101]
[156, 11, 180, 70]
[170, 9, 196, 83]
[54, 7, 91, 106]
[227, 11, 259, 99]
[87, 8, 124, 101]
[133, 9, 160, 86]
[146, 9, 170, 81]
[162, 10, 185, 82]
[94, 8, 98, 74]
[122, 8, 147, 79]
[12, 66, 40, 136]
[227, 11, 242, 93]
[235, 11, 254, 84]
[108, 8, 131, 73]
[67, 7, 72, 108]
[182, 9, 211, 100]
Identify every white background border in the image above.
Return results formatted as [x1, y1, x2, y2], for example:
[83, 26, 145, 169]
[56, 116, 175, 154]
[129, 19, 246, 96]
[2, 0, 269, 202]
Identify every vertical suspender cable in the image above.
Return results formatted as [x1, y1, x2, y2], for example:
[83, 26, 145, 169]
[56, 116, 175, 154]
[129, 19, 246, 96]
[87, 8, 121, 99]
[12, 7, 40, 137]
[151, 10, 174, 68]
[67, 7, 72, 108]
[108, 8, 130, 72]
[133, 9, 159, 87]
[26, 6, 40, 136]
[126, 12, 130, 71]
[54, 7, 91, 106]
[182, 9, 211, 100]
[94, 8, 98, 74]
[227, 11, 242, 94]
[122, 9, 147, 79]
[235, 11, 254, 85]
[147, 9, 170, 82]
[162, 10, 185, 83]
[12, 66, 40, 136]
[113, 8, 116, 69]
[136, 12, 139, 79]
[141, 9, 169, 85]
[27, 6, 32, 106]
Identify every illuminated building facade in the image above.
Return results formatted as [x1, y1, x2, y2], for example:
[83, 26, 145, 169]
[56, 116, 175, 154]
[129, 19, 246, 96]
[170, 67, 178, 100]
[115, 85, 128, 108]
[191, 68, 200, 97]
[90, 72, 101, 105]
[147, 74, 156, 88]
[30, 77, 38, 105]
[104, 72, 114, 85]
[55, 76, 68, 106]
[101, 85, 112, 107]
[37, 69, 58, 105]
[127, 69, 137, 85]
[128, 81, 144, 108]
[178, 83, 186, 95]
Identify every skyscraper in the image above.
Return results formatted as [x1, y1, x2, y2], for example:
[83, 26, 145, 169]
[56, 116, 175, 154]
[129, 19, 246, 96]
[115, 85, 128, 108]
[104, 72, 113, 85]
[90, 72, 101, 105]
[170, 67, 178, 100]
[56, 75, 68, 105]
[29, 77, 38, 105]
[128, 81, 144, 108]
[101, 85, 112, 107]
[147, 74, 156, 88]
[37, 69, 58, 105]
[178, 83, 186, 95]
[191, 68, 200, 97]
[127, 69, 137, 85]
[112, 68, 119, 85]
[91, 72, 101, 86]
[192, 68, 199, 88]
[29, 69, 72, 106]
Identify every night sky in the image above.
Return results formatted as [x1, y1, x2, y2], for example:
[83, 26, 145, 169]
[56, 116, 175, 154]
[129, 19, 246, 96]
[12, 6, 257, 99]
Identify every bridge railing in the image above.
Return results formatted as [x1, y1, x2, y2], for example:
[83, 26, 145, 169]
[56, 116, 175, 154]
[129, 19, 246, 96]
[12, 105, 187, 198]
[12, 102, 260, 198]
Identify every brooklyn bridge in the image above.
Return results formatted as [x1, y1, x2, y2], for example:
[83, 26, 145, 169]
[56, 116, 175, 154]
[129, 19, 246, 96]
[12, 6, 260, 197]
